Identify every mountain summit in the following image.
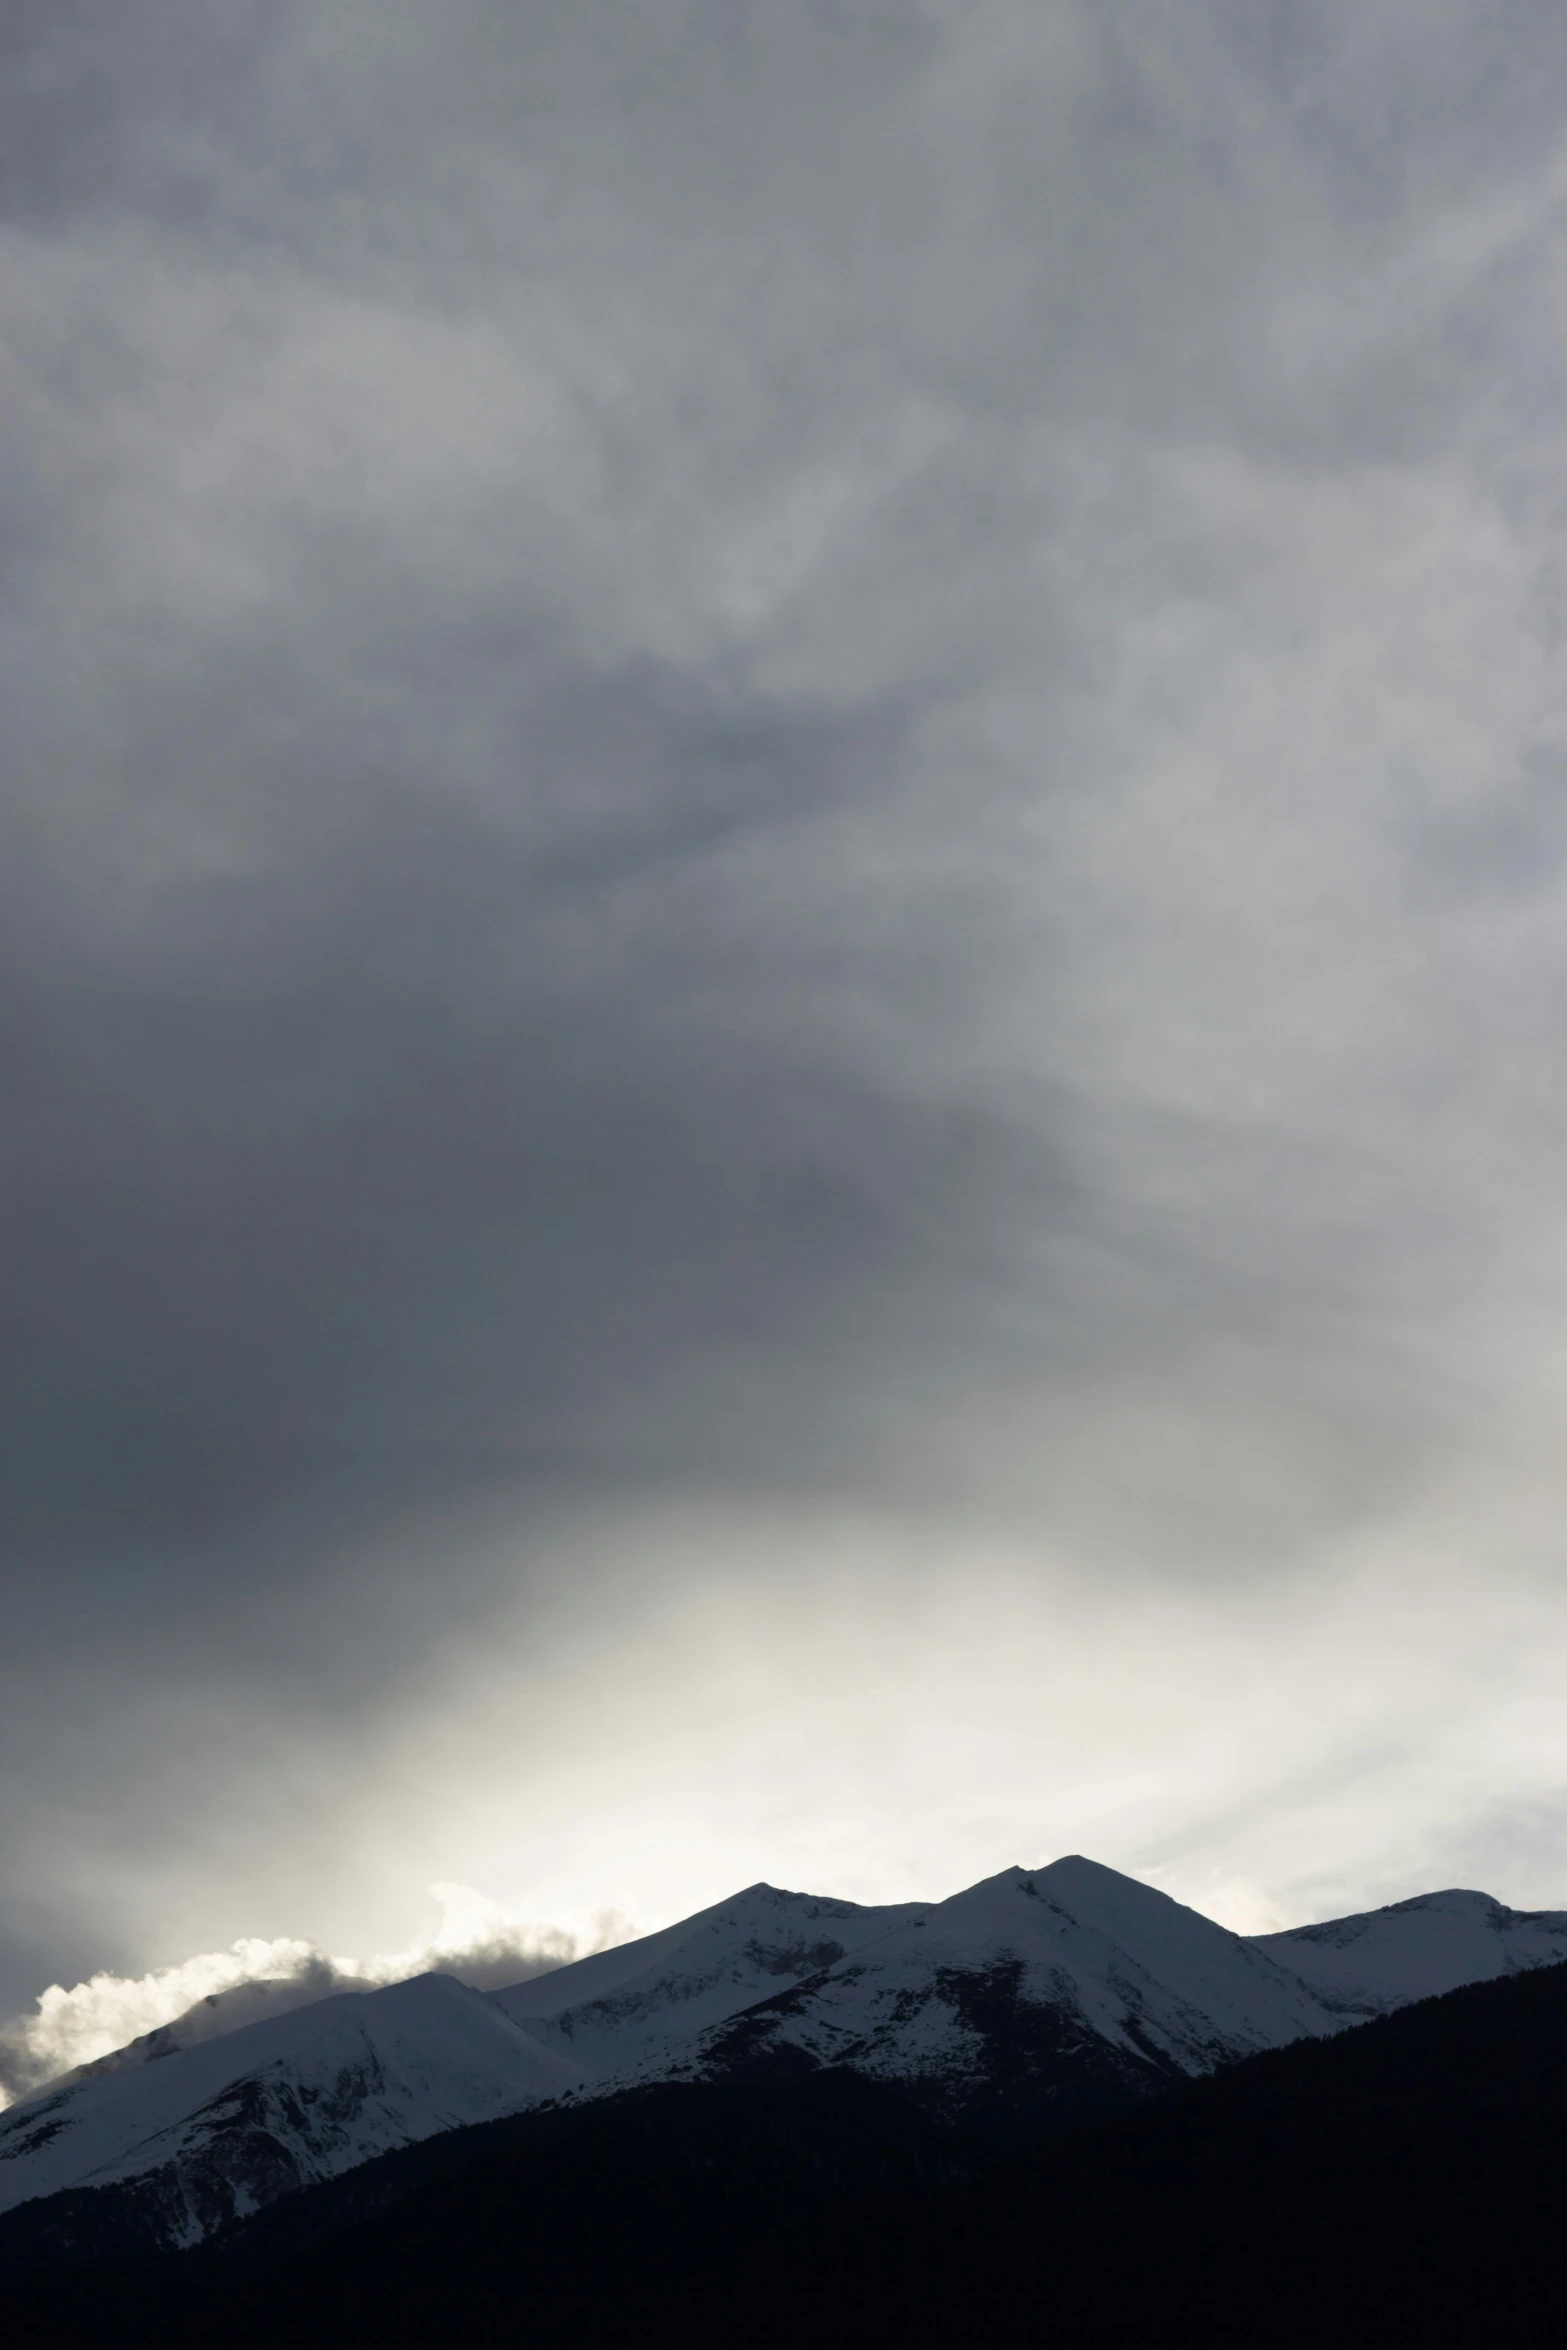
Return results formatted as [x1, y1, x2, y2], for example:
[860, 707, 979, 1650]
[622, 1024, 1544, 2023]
[646, 1859, 1338, 2129]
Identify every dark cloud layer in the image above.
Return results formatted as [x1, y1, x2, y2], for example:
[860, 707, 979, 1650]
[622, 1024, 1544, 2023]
[3, 2, 1566, 2018]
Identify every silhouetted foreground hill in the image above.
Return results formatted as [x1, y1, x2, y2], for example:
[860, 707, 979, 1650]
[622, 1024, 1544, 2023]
[4, 1958, 1565, 2347]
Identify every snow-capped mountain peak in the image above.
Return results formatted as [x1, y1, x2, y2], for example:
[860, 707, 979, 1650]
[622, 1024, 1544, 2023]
[61, 1974, 352, 2086]
[493, 1880, 927, 2072]
[1253, 1887, 1567, 2019]
[635, 1854, 1340, 2123]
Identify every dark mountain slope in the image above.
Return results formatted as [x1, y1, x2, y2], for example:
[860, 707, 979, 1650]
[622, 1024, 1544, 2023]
[6, 1958, 1566, 2348]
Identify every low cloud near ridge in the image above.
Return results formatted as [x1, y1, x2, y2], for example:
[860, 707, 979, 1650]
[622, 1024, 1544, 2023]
[0, 1885, 625, 2109]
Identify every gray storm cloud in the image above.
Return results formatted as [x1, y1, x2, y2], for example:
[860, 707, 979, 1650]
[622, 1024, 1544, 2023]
[3, 1, 1566, 2014]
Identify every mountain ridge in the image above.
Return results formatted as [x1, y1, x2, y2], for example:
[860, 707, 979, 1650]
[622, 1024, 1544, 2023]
[3, 1854, 1563, 2252]
[7, 1959, 1567, 2347]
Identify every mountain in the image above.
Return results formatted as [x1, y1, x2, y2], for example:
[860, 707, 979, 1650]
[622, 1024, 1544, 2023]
[44, 1974, 356, 2083]
[0, 1973, 583, 2247]
[3, 1857, 1565, 2259]
[0, 1882, 917, 2251]
[634, 1858, 1339, 2130]
[1255, 1885, 1567, 2017]
[7, 1958, 1567, 2349]
[492, 1878, 929, 2071]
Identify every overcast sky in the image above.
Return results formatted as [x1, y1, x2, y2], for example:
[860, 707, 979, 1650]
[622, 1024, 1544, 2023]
[3, 0, 1567, 2083]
